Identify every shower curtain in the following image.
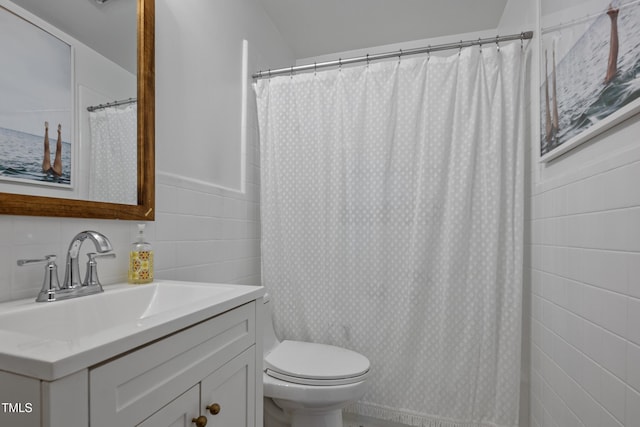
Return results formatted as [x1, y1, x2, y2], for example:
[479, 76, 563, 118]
[256, 42, 526, 427]
[88, 104, 137, 204]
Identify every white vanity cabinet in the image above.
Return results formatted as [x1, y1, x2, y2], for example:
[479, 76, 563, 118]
[0, 283, 264, 427]
[127, 341, 256, 427]
[90, 301, 258, 427]
[139, 348, 256, 427]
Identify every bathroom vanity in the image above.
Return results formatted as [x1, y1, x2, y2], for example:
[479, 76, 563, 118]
[0, 281, 264, 427]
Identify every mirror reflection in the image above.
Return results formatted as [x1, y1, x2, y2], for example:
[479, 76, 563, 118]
[0, 0, 138, 205]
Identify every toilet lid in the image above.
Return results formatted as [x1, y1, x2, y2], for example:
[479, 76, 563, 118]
[264, 340, 370, 386]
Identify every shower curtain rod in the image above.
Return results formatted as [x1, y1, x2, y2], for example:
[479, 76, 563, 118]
[87, 97, 137, 112]
[253, 31, 533, 79]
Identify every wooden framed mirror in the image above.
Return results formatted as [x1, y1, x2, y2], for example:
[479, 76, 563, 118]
[0, 0, 155, 220]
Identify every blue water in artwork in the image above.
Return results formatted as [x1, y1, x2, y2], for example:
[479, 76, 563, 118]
[540, 2, 640, 155]
[0, 127, 71, 185]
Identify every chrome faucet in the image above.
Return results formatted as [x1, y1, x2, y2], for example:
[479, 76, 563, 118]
[17, 230, 115, 302]
[63, 230, 113, 289]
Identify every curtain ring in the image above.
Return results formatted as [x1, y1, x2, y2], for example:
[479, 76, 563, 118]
[268, 69, 272, 79]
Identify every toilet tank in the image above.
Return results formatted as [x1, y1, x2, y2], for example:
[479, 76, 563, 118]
[262, 293, 280, 357]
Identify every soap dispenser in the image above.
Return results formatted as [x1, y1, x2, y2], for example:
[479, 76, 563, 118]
[128, 223, 153, 284]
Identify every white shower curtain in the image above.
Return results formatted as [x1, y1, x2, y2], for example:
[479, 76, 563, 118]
[256, 42, 526, 427]
[88, 104, 138, 204]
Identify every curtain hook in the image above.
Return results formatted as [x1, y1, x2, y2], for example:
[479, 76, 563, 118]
[339, 58, 342, 71]
[268, 69, 272, 79]
[314, 62, 317, 76]
[496, 35, 500, 52]
[478, 38, 482, 53]
[427, 45, 431, 61]
[398, 49, 402, 64]
[290, 66, 294, 79]
[520, 32, 525, 50]
[366, 54, 370, 68]
[458, 41, 462, 56]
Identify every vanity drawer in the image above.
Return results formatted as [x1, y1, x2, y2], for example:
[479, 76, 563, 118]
[89, 301, 255, 427]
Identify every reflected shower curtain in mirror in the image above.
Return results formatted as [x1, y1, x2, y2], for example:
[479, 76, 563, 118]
[256, 42, 526, 427]
[88, 104, 137, 204]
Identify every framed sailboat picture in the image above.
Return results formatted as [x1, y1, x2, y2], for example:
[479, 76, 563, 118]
[539, 0, 640, 163]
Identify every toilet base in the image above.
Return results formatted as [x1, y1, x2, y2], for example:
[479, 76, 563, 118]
[265, 397, 344, 427]
[264, 397, 291, 427]
[289, 408, 342, 427]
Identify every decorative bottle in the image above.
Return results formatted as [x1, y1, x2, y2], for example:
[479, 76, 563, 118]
[128, 223, 153, 284]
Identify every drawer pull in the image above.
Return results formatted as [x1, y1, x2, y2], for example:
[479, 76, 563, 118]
[192, 415, 208, 427]
[206, 403, 221, 415]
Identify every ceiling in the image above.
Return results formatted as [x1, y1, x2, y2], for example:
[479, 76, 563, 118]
[9, 0, 136, 73]
[258, 0, 510, 59]
[7, 0, 511, 71]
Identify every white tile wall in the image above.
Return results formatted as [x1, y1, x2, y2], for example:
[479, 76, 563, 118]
[0, 216, 135, 302]
[153, 122, 262, 285]
[528, 118, 640, 427]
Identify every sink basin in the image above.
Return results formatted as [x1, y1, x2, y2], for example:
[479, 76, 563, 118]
[0, 282, 233, 341]
[0, 280, 264, 381]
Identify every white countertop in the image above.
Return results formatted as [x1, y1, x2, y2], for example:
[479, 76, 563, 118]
[0, 280, 264, 381]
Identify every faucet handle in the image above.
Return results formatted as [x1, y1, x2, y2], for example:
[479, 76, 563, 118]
[83, 252, 116, 288]
[17, 255, 61, 302]
[17, 254, 57, 266]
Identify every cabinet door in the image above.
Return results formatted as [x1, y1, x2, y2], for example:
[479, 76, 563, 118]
[0, 372, 39, 427]
[90, 303, 255, 427]
[137, 385, 200, 427]
[201, 346, 256, 427]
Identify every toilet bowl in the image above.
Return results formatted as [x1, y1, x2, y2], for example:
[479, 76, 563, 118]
[262, 294, 370, 427]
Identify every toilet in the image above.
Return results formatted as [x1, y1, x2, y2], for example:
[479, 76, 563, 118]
[262, 294, 370, 427]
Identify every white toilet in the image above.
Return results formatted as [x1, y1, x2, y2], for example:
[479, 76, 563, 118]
[262, 294, 370, 427]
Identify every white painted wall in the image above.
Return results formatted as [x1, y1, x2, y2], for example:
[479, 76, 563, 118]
[0, 0, 293, 302]
[153, 0, 292, 283]
[297, 29, 509, 67]
[156, 0, 290, 193]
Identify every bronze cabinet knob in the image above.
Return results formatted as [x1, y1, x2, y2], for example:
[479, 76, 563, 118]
[192, 415, 208, 427]
[206, 403, 221, 415]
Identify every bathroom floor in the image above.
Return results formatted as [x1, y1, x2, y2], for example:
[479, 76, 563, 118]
[343, 413, 408, 427]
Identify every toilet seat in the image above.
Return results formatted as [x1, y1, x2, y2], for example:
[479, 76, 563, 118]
[264, 340, 370, 386]
[265, 369, 369, 386]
